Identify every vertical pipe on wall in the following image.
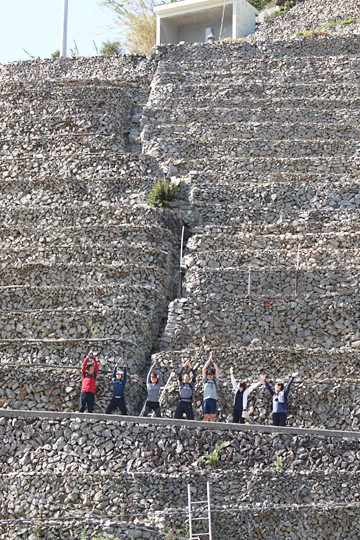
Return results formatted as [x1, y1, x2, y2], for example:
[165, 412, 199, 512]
[60, 0, 69, 58]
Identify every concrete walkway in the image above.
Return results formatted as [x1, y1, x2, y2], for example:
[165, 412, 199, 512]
[1, 408, 360, 439]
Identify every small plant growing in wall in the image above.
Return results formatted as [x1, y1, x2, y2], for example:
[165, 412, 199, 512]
[85, 316, 99, 338]
[32, 522, 44, 538]
[202, 441, 228, 466]
[165, 527, 189, 539]
[271, 453, 283, 472]
[147, 177, 179, 208]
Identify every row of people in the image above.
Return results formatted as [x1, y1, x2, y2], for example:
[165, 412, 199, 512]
[79, 351, 299, 426]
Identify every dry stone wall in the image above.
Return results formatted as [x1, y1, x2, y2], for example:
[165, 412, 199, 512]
[0, 55, 181, 423]
[1, 414, 360, 539]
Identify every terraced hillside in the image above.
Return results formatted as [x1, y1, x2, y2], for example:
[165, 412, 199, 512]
[1, 2, 360, 538]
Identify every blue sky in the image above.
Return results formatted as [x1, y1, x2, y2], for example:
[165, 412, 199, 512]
[0, 0, 121, 64]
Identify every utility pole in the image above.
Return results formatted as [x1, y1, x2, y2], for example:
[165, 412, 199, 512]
[60, 0, 69, 58]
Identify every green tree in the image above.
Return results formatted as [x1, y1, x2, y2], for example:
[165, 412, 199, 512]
[99, 0, 157, 55]
[100, 40, 123, 55]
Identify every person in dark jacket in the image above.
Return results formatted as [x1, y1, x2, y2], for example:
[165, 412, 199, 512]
[79, 350, 99, 413]
[105, 361, 128, 415]
[261, 372, 299, 426]
[175, 359, 196, 420]
[230, 367, 262, 424]
[143, 361, 162, 417]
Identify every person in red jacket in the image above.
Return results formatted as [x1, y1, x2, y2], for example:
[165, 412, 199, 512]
[79, 350, 99, 413]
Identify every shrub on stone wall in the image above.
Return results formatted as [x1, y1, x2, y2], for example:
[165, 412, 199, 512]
[147, 178, 179, 208]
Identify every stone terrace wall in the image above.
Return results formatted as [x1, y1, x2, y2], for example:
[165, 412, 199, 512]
[1, 414, 360, 539]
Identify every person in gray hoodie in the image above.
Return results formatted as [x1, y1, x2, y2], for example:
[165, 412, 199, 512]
[261, 372, 299, 426]
[143, 361, 162, 417]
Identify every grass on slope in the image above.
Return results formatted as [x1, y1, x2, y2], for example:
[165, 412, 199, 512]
[296, 17, 360, 37]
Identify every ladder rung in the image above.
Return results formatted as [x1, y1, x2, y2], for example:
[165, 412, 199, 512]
[192, 517, 207, 521]
[191, 500, 208, 504]
[191, 534, 209, 537]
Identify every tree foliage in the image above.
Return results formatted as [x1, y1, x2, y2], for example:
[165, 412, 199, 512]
[99, 0, 157, 55]
[100, 40, 123, 56]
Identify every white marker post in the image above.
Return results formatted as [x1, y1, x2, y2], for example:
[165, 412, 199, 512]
[295, 245, 300, 296]
[179, 225, 185, 297]
[60, 0, 69, 58]
[248, 266, 251, 297]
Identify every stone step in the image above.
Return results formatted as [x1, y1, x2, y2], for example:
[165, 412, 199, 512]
[0, 222, 177, 256]
[0, 242, 173, 271]
[158, 46, 360, 68]
[155, 345, 360, 382]
[0, 132, 127, 155]
[149, 81, 358, 103]
[191, 205, 360, 228]
[0, 308, 152, 345]
[0, 262, 171, 292]
[0, 283, 166, 313]
[188, 179, 360, 211]
[168, 155, 359, 177]
[144, 121, 360, 143]
[182, 245, 360, 271]
[191, 215, 360, 236]
[0, 55, 155, 82]
[142, 105, 360, 127]
[0, 145, 161, 184]
[156, 35, 360, 63]
[0, 340, 142, 368]
[0, 364, 143, 415]
[0, 204, 176, 232]
[186, 230, 360, 255]
[160, 295, 360, 350]
[183, 267, 360, 299]
[0, 176, 155, 206]
[144, 136, 358, 160]
[144, 96, 360, 114]
[158, 66, 359, 84]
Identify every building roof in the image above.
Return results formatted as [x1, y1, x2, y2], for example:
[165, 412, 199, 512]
[154, 0, 259, 17]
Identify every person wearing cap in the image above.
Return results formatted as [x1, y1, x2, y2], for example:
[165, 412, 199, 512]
[105, 360, 128, 415]
[175, 359, 197, 420]
[261, 372, 299, 426]
[143, 361, 162, 417]
[79, 350, 99, 413]
[230, 367, 262, 424]
[202, 352, 219, 422]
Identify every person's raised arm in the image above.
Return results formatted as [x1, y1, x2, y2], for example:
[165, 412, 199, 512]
[112, 364, 117, 381]
[262, 375, 274, 396]
[202, 352, 212, 380]
[230, 367, 238, 393]
[214, 362, 220, 380]
[285, 372, 298, 397]
[179, 362, 186, 383]
[190, 366, 197, 383]
[81, 355, 89, 379]
[123, 366, 127, 385]
[93, 356, 99, 378]
[147, 362, 155, 385]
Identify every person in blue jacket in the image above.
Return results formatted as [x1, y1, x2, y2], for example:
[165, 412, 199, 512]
[261, 372, 299, 426]
[105, 361, 128, 415]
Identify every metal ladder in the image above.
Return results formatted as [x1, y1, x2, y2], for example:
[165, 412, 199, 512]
[187, 482, 212, 540]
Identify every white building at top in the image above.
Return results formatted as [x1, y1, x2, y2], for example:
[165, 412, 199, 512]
[154, 0, 259, 45]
